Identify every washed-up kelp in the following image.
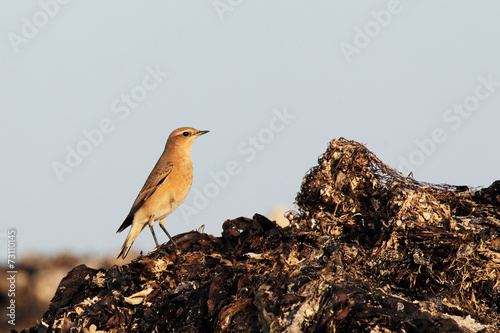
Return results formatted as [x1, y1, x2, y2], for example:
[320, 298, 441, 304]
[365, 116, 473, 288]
[17, 138, 499, 332]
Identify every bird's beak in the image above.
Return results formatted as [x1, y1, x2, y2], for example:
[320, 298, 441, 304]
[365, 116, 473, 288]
[196, 130, 210, 136]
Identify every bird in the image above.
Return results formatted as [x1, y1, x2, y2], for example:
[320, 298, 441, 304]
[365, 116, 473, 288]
[116, 127, 209, 259]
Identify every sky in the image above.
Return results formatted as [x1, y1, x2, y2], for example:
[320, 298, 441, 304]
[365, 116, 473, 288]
[1, 1, 499, 262]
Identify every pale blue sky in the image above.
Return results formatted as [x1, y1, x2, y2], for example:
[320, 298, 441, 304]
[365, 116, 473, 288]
[1, 1, 499, 261]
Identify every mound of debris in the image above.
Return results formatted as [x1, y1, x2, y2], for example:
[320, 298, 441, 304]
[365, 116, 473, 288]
[0, 254, 124, 331]
[18, 138, 500, 332]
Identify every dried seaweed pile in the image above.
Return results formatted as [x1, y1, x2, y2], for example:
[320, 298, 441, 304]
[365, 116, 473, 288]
[17, 138, 500, 332]
[290, 138, 500, 328]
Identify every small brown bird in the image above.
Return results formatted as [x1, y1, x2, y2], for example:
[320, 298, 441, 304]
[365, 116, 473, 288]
[116, 127, 209, 259]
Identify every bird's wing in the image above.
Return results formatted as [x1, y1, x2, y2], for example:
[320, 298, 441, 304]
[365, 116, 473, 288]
[131, 161, 174, 211]
[116, 161, 174, 232]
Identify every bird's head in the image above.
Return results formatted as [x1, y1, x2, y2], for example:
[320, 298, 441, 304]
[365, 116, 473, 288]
[166, 127, 209, 152]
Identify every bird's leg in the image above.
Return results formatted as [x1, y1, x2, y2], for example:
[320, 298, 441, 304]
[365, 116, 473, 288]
[159, 218, 178, 248]
[148, 216, 159, 247]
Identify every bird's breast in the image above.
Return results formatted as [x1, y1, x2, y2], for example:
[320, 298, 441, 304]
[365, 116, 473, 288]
[143, 162, 193, 220]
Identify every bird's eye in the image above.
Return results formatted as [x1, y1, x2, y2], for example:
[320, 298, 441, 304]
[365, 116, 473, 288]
[182, 131, 189, 137]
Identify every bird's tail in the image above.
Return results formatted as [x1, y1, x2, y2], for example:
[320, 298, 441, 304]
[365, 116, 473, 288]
[116, 221, 144, 259]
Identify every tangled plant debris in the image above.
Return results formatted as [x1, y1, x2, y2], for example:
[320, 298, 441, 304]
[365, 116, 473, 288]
[290, 138, 500, 327]
[17, 138, 500, 332]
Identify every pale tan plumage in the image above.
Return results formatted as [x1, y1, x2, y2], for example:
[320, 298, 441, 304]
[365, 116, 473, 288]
[116, 127, 208, 259]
